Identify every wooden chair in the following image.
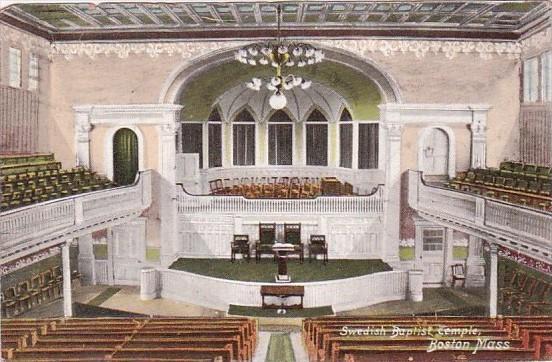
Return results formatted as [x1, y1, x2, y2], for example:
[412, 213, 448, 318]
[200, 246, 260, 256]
[451, 264, 466, 287]
[308, 235, 328, 264]
[284, 223, 304, 263]
[231, 235, 250, 262]
[255, 223, 276, 263]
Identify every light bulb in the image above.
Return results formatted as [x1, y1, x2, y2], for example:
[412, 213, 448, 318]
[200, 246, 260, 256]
[307, 58, 315, 65]
[239, 49, 247, 57]
[252, 77, 262, 86]
[301, 80, 312, 89]
[248, 47, 258, 56]
[305, 48, 315, 57]
[266, 83, 277, 91]
[283, 81, 294, 90]
[292, 47, 303, 57]
[278, 45, 288, 54]
[293, 76, 302, 86]
[286, 60, 295, 67]
[271, 77, 281, 86]
[248, 59, 256, 66]
[259, 58, 269, 65]
[261, 47, 271, 56]
[269, 92, 287, 110]
[297, 60, 306, 67]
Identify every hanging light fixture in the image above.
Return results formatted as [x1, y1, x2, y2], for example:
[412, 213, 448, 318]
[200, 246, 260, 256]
[235, 4, 324, 110]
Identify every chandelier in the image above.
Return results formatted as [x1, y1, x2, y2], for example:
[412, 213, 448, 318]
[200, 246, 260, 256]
[235, 4, 324, 110]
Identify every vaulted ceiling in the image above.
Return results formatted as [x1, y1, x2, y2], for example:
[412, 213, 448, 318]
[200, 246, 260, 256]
[1, 1, 550, 41]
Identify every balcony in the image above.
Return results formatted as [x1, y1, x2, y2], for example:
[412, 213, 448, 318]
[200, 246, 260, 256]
[408, 170, 552, 263]
[0, 170, 152, 263]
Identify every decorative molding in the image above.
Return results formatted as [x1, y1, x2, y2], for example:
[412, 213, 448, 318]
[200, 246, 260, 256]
[497, 244, 552, 275]
[51, 41, 247, 60]
[0, 247, 60, 276]
[520, 27, 551, 53]
[50, 39, 524, 61]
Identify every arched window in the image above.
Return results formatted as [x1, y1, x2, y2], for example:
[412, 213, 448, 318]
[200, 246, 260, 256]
[306, 109, 328, 166]
[339, 108, 353, 168]
[182, 122, 203, 168]
[208, 108, 222, 168]
[113, 128, 139, 185]
[358, 122, 379, 169]
[233, 109, 255, 166]
[268, 111, 293, 165]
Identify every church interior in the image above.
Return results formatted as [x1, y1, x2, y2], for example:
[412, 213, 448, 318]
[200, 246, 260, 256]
[0, 0, 551, 361]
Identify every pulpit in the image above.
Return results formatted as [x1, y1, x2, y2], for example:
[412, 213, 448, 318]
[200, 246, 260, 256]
[273, 243, 295, 283]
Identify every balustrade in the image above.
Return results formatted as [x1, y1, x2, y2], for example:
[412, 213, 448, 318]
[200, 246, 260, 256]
[409, 170, 552, 255]
[0, 170, 152, 259]
[176, 185, 384, 215]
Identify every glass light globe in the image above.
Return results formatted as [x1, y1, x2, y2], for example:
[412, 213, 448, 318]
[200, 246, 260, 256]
[261, 47, 271, 56]
[239, 49, 247, 57]
[248, 59, 256, 66]
[305, 48, 315, 57]
[286, 60, 295, 67]
[292, 47, 303, 56]
[259, 58, 269, 65]
[297, 60, 306, 67]
[271, 77, 281, 86]
[248, 47, 258, 56]
[292, 76, 302, 86]
[278, 45, 288, 54]
[269, 92, 287, 109]
[301, 80, 312, 89]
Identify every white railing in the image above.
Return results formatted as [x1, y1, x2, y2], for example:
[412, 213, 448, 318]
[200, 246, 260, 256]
[160, 268, 407, 312]
[409, 170, 552, 254]
[176, 185, 385, 215]
[0, 170, 152, 258]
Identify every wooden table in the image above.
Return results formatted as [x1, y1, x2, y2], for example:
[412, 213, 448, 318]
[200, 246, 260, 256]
[260, 285, 305, 309]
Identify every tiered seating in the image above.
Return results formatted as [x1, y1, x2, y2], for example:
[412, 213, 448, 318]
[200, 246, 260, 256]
[446, 161, 552, 211]
[303, 316, 552, 361]
[1, 317, 257, 361]
[0, 153, 114, 211]
[499, 267, 551, 315]
[209, 176, 356, 198]
[1, 266, 81, 317]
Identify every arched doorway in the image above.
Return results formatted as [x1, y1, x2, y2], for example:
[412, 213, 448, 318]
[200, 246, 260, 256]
[421, 128, 450, 176]
[113, 128, 139, 185]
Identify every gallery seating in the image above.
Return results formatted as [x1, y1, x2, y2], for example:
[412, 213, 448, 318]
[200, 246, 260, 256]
[445, 161, 552, 212]
[0, 153, 114, 211]
[500, 267, 552, 315]
[0, 317, 257, 361]
[209, 176, 357, 199]
[231, 234, 251, 262]
[303, 316, 552, 361]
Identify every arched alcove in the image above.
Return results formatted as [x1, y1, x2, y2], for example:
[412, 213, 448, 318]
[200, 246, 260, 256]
[112, 128, 139, 185]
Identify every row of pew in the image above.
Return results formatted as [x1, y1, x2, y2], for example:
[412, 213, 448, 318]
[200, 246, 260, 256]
[1, 154, 114, 211]
[1, 317, 257, 361]
[1, 266, 81, 318]
[445, 162, 552, 211]
[303, 316, 552, 361]
[209, 176, 355, 199]
[500, 267, 551, 315]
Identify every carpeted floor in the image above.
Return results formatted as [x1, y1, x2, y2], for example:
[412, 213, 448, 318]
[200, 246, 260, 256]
[265, 333, 295, 362]
[169, 258, 392, 282]
[228, 305, 333, 318]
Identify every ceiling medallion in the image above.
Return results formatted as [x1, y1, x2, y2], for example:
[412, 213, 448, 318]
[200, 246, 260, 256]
[235, 5, 324, 110]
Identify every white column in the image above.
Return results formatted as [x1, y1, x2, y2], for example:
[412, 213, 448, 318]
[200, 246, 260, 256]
[470, 108, 487, 169]
[159, 119, 179, 267]
[466, 235, 486, 287]
[62, 241, 73, 317]
[379, 106, 402, 266]
[442, 228, 454, 286]
[73, 108, 92, 168]
[140, 267, 159, 300]
[489, 243, 498, 318]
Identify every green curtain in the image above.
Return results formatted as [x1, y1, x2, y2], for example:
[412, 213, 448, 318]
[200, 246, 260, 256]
[113, 128, 138, 186]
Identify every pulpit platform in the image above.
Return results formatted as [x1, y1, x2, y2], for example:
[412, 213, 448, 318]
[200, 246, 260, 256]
[155, 258, 412, 313]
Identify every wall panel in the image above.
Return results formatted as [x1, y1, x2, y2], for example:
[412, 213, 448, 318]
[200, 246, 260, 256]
[0, 85, 39, 153]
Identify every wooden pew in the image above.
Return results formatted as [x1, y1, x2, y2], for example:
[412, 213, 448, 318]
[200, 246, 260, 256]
[110, 346, 234, 362]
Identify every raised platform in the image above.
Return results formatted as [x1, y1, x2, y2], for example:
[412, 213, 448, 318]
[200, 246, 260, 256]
[168, 258, 392, 283]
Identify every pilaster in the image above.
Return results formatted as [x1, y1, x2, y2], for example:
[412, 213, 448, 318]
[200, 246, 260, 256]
[73, 108, 92, 168]
[470, 108, 488, 169]
[466, 235, 486, 287]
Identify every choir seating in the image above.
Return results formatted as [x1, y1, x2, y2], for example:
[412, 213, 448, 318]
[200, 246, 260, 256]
[284, 223, 304, 263]
[308, 235, 328, 264]
[255, 223, 276, 263]
[500, 267, 552, 315]
[303, 316, 552, 362]
[445, 161, 552, 212]
[0, 153, 114, 211]
[1, 317, 257, 361]
[231, 234, 251, 262]
[207, 176, 358, 199]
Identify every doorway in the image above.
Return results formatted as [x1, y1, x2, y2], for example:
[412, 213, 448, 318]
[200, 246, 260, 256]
[421, 128, 449, 176]
[113, 128, 139, 185]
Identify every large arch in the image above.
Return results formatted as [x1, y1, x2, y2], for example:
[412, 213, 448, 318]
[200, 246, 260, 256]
[159, 44, 402, 117]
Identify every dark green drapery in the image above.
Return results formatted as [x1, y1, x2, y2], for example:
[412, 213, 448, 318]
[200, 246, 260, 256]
[113, 128, 138, 186]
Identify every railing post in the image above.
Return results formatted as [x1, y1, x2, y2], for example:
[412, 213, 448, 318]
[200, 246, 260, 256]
[74, 198, 83, 225]
[475, 197, 485, 225]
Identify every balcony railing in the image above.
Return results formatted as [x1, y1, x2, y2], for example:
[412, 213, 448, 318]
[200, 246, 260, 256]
[408, 170, 552, 257]
[0, 170, 152, 260]
[176, 185, 385, 215]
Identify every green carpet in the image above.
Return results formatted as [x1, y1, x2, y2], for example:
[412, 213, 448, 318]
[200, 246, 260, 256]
[266, 333, 295, 362]
[87, 287, 121, 306]
[169, 258, 392, 282]
[228, 305, 333, 318]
